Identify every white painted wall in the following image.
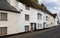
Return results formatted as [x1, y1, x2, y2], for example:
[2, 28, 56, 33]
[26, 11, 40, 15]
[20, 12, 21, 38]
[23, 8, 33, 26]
[0, 11, 18, 34]
[18, 2, 58, 33]
[18, 2, 30, 32]
[18, 2, 45, 32]
[54, 16, 59, 25]
[0, 0, 58, 35]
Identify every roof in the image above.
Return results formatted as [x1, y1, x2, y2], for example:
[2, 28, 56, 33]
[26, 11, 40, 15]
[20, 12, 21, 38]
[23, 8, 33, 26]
[0, 0, 19, 13]
[17, 0, 56, 17]
[52, 14, 57, 18]
[17, 0, 43, 9]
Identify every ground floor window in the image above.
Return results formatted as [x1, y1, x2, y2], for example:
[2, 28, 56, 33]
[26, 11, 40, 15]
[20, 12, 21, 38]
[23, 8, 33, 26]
[0, 27, 7, 35]
[38, 24, 42, 29]
[25, 26, 29, 31]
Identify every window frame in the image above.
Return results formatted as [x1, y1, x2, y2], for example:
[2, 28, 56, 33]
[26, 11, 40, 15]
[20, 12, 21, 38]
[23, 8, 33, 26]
[0, 13, 8, 21]
[25, 25, 29, 31]
[46, 16, 48, 21]
[37, 13, 42, 20]
[25, 14, 29, 21]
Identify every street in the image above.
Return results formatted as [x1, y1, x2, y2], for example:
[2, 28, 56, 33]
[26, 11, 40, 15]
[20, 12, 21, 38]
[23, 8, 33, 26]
[28, 26, 60, 38]
[5, 25, 60, 38]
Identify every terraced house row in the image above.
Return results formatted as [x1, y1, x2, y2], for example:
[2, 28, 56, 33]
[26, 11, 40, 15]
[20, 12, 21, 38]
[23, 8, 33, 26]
[0, 0, 59, 35]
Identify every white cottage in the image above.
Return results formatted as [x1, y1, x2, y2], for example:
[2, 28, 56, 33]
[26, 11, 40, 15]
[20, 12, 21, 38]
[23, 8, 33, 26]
[17, 0, 59, 33]
[0, 0, 19, 35]
[0, 0, 59, 35]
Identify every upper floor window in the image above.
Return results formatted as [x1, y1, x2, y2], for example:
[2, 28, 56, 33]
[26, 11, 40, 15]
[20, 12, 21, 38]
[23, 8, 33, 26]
[25, 6, 30, 10]
[25, 14, 29, 21]
[37, 13, 42, 20]
[46, 16, 48, 21]
[0, 13, 7, 21]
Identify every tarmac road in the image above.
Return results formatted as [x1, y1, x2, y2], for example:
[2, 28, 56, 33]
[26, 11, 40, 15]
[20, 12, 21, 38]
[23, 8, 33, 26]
[28, 26, 60, 38]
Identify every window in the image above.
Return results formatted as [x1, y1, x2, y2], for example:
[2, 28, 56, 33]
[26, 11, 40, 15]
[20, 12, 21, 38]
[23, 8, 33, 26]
[0, 27, 7, 35]
[38, 23, 42, 29]
[37, 13, 42, 20]
[46, 16, 48, 21]
[38, 24, 40, 28]
[0, 13, 7, 21]
[25, 26, 29, 31]
[25, 6, 29, 10]
[25, 14, 29, 21]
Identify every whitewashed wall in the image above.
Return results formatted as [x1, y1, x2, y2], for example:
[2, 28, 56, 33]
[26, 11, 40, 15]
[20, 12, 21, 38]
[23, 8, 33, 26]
[54, 16, 59, 25]
[18, 2, 47, 32]
[0, 0, 58, 35]
[18, 2, 30, 32]
[0, 11, 18, 34]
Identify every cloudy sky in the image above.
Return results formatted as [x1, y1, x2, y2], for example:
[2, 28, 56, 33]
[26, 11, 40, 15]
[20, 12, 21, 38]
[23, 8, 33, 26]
[38, 0, 60, 21]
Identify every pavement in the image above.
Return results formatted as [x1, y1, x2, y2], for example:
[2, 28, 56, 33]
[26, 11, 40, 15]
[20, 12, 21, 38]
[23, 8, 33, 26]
[5, 25, 59, 38]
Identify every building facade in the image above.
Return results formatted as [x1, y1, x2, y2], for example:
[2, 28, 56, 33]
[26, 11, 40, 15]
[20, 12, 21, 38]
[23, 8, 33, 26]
[0, 0, 59, 35]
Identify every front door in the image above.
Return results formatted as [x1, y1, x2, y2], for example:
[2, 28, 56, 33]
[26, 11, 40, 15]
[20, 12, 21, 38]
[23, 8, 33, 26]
[34, 23, 36, 31]
[30, 23, 36, 32]
[43, 22, 46, 28]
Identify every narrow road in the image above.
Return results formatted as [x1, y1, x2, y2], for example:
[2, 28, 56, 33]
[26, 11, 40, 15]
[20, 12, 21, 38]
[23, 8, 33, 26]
[5, 25, 60, 38]
[28, 26, 60, 38]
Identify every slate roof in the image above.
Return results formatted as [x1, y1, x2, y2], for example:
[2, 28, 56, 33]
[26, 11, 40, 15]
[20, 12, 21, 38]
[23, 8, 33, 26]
[0, 0, 19, 13]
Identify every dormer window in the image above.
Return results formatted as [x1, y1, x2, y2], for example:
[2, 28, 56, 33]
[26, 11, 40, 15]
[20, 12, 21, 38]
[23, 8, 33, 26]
[25, 6, 30, 10]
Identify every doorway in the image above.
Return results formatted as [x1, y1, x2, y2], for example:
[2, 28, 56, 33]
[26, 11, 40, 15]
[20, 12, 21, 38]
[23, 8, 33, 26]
[43, 22, 46, 29]
[30, 23, 36, 32]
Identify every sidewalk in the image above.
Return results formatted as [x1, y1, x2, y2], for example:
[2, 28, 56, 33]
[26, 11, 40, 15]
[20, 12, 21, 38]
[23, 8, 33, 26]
[4, 26, 58, 38]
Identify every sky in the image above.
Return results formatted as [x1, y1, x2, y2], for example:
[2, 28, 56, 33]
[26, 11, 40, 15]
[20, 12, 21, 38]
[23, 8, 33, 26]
[38, 0, 60, 22]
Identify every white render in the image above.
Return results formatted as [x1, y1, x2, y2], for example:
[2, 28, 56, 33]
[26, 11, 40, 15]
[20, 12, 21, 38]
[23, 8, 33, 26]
[54, 16, 59, 25]
[0, 11, 19, 34]
[17, 2, 59, 33]
[0, 0, 59, 35]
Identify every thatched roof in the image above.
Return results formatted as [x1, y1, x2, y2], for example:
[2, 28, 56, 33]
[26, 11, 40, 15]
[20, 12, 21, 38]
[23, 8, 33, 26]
[17, 0, 56, 18]
[0, 0, 19, 13]
[52, 14, 57, 18]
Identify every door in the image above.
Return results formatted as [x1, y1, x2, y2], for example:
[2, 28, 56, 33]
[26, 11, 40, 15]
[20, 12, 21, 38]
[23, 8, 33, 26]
[0, 27, 7, 35]
[43, 22, 46, 28]
[34, 23, 36, 31]
[30, 23, 36, 32]
[30, 23, 33, 32]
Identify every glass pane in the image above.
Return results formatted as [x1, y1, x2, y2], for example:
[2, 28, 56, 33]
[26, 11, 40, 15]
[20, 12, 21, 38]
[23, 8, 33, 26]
[1, 13, 7, 21]
[25, 14, 29, 21]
